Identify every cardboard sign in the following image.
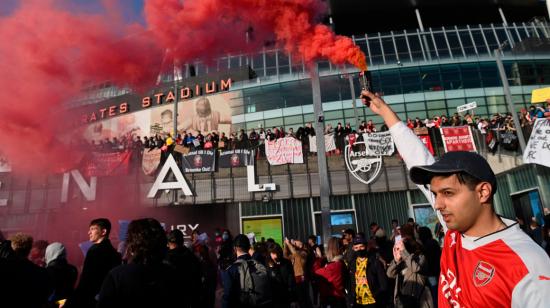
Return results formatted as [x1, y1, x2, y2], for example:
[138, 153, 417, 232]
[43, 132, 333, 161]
[362, 131, 395, 156]
[265, 137, 304, 165]
[523, 119, 550, 168]
[457, 101, 477, 113]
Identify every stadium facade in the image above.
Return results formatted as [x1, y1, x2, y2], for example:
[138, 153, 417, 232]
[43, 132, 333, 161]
[1, 1, 550, 246]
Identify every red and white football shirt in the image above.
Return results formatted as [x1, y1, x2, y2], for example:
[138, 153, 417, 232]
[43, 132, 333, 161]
[389, 122, 550, 307]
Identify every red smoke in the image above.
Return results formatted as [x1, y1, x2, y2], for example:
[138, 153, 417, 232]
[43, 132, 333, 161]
[144, 0, 367, 70]
[0, 0, 366, 174]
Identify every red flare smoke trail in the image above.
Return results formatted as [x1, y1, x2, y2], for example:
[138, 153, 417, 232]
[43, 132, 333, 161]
[0, 0, 366, 174]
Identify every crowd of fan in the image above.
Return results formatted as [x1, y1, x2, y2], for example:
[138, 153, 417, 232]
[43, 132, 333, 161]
[2, 211, 550, 308]
[82, 101, 550, 156]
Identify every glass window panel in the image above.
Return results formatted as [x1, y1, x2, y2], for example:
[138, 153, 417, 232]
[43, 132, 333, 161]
[459, 31, 476, 56]
[277, 52, 290, 75]
[494, 28, 509, 48]
[427, 108, 448, 118]
[460, 63, 482, 88]
[320, 75, 344, 102]
[379, 69, 402, 95]
[483, 30, 499, 50]
[284, 115, 303, 125]
[440, 65, 462, 90]
[432, 32, 450, 58]
[445, 31, 463, 57]
[265, 117, 283, 128]
[406, 102, 426, 111]
[487, 104, 508, 115]
[479, 62, 500, 87]
[230, 55, 240, 68]
[246, 120, 264, 130]
[252, 53, 264, 75]
[390, 104, 406, 112]
[426, 100, 446, 109]
[218, 57, 229, 70]
[535, 61, 550, 84]
[407, 34, 424, 61]
[420, 66, 443, 91]
[407, 111, 427, 120]
[325, 110, 344, 120]
[395, 36, 410, 63]
[446, 98, 466, 108]
[486, 96, 505, 106]
[368, 37, 384, 65]
[471, 30, 489, 55]
[303, 113, 314, 124]
[399, 67, 422, 94]
[382, 37, 397, 63]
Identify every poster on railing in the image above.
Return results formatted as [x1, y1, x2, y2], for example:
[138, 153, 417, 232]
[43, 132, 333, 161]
[362, 131, 395, 156]
[181, 150, 216, 173]
[523, 119, 550, 168]
[265, 137, 304, 165]
[419, 135, 435, 155]
[142, 148, 162, 176]
[219, 149, 253, 168]
[84, 151, 132, 177]
[440, 126, 477, 152]
[309, 134, 337, 152]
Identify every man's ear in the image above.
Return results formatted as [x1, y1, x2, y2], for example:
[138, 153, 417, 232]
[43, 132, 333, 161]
[477, 182, 493, 204]
[100, 228, 108, 237]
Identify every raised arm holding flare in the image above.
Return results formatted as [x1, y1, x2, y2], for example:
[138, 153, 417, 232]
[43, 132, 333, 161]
[360, 90, 550, 307]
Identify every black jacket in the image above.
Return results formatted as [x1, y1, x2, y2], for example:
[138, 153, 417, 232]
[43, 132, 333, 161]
[348, 252, 388, 305]
[96, 262, 180, 307]
[67, 239, 121, 308]
[267, 258, 296, 307]
[164, 246, 202, 308]
[0, 256, 52, 308]
[46, 259, 78, 303]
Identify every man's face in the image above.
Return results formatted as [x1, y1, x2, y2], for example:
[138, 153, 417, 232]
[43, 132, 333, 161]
[88, 225, 106, 244]
[430, 174, 485, 233]
[352, 243, 365, 252]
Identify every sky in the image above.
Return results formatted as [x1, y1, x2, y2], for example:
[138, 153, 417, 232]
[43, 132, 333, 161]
[0, 0, 145, 23]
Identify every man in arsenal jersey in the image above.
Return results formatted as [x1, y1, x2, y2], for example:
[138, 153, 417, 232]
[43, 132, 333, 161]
[361, 90, 550, 307]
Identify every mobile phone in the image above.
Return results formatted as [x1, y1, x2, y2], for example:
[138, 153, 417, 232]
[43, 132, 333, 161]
[359, 71, 373, 107]
[394, 235, 402, 243]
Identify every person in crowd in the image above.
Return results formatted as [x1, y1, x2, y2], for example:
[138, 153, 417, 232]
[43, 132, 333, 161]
[197, 244, 218, 308]
[96, 218, 179, 307]
[387, 235, 433, 308]
[418, 227, 441, 307]
[312, 237, 347, 308]
[218, 229, 235, 270]
[284, 237, 310, 308]
[369, 222, 385, 240]
[360, 89, 550, 306]
[414, 117, 425, 128]
[239, 129, 249, 149]
[29, 239, 49, 267]
[366, 120, 376, 133]
[45, 242, 78, 307]
[249, 129, 259, 148]
[342, 228, 356, 265]
[0, 233, 52, 307]
[67, 218, 121, 308]
[266, 243, 296, 308]
[390, 219, 399, 242]
[527, 218, 543, 246]
[222, 234, 272, 308]
[335, 122, 345, 152]
[165, 229, 202, 308]
[349, 235, 388, 308]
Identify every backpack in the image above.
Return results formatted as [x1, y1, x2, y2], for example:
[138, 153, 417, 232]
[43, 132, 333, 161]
[235, 259, 272, 307]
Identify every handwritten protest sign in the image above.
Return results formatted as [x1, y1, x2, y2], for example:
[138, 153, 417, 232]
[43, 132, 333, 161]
[440, 126, 477, 152]
[265, 137, 303, 165]
[309, 134, 337, 152]
[362, 131, 395, 156]
[523, 119, 550, 168]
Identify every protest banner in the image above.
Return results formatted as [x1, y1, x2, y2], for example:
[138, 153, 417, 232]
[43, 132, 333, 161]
[309, 134, 337, 152]
[219, 149, 253, 168]
[84, 151, 131, 177]
[265, 137, 304, 165]
[440, 126, 477, 152]
[142, 148, 162, 176]
[181, 150, 216, 173]
[362, 131, 395, 156]
[523, 118, 550, 168]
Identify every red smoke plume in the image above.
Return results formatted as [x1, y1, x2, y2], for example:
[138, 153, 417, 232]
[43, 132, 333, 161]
[0, 0, 366, 174]
[144, 0, 367, 70]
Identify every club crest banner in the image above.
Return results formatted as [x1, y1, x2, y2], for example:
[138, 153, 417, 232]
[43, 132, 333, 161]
[181, 150, 216, 173]
[142, 148, 162, 176]
[265, 137, 304, 165]
[219, 149, 254, 168]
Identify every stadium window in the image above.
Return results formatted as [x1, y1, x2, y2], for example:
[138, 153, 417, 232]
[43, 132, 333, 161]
[426, 100, 446, 109]
[459, 63, 482, 89]
[399, 67, 422, 94]
[440, 65, 462, 90]
[479, 62, 500, 87]
[420, 66, 442, 92]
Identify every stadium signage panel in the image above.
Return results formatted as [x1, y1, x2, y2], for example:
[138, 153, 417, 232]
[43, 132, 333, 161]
[80, 78, 232, 124]
[344, 142, 383, 185]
